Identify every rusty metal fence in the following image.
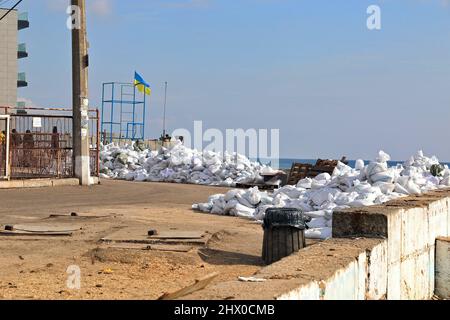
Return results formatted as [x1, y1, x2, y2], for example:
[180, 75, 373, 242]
[0, 115, 10, 179]
[0, 107, 99, 180]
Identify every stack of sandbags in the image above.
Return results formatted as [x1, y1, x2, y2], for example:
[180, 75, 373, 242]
[99, 140, 269, 187]
[193, 150, 450, 240]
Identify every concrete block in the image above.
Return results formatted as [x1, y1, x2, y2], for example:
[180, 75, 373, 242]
[356, 251, 367, 300]
[387, 261, 401, 300]
[428, 245, 435, 298]
[427, 199, 449, 246]
[277, 281, 321, 300]
[367, 241, 388, 300]
[0, 180, 24, 189]
[400, 256, 415, 300]
[401, 207, 428, 258]
[435, 238, 450, 299]
[448, 199, 450, 236]
[415, 248, 432, 300]
[333, 208, 389, 238]
[52, 178, 80, 187]
[322, 252, 367, 300]
[400, 249, 432, 300]
[387, 208, 403, 265]
[23, 179, 53, 188]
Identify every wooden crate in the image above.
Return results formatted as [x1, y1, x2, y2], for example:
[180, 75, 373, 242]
[287, 161, 338, 185]
[286, 163, 312, 185]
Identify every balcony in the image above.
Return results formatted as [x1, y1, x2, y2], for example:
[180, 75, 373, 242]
[18, 12, 29, 30]
[17, 43, 28, 59]
[17, 72, 28, 88]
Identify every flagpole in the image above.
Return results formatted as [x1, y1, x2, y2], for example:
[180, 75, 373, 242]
[163, 81, 168, 137]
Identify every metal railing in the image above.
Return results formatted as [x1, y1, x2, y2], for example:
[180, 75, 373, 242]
[10, 132, 73, 179]
[0, 116, 10, 179]
[0, 107, 100, 180]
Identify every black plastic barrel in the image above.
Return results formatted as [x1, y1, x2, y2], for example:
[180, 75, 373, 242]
[262, 208, 311, 265]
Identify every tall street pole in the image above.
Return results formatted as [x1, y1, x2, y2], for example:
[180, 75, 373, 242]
[71, 0, 91, 185]
[163, 81, 168, 137]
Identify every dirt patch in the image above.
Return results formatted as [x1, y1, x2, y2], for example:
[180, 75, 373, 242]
[0, 180, 265, 300]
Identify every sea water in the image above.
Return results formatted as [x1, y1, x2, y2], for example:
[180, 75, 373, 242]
[267, 159, 450, 170]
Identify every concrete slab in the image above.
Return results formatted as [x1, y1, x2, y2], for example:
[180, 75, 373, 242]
[23, 179, 53, 188]
[0, 180, 24, 189]
[387, 261, 401, 300]
[0, 178, 80, 189]
[101, 226, 210, 246]
[367, 241, 387, 300]
[435, 238, 450, 299]
[52, 178, 80, 187]
[184, 238, 384, 300]
[334, 190, 450, 300]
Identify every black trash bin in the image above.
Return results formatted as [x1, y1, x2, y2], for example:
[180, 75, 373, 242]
[262, 208, 311, 265]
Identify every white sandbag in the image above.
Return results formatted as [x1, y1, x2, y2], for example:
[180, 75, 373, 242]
[310, 188, 334, 206]
[315, 173, 331, 182]
[440, 176, 450, 186]
[366, 162, 389, 183]
[224, 189, 242, 202]
[306, 217, 327, 229]
[231, 203, 256, 219]
[244, 187, 262, 206]
[376, 150, 391, 163]
[260, 193, 274, 205]
[296, 178, 312, 189]
[187, 149, 448, 239]
[305, 227, 332, 240]
[405, 179, 421, 195]
[303, 210, 330, 219]
[275, 185, 303, 199]
[373, 181, 395, 194]
[355, 159, 365, 171]
[394, 183, 410, 195]
[197, 202, 213, 212]
[236, 193, 255, 208]
[224, 199, 239, 215]
[370, 171, 394, 184]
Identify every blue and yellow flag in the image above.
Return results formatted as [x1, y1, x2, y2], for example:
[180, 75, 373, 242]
[134, 72, 151, 95]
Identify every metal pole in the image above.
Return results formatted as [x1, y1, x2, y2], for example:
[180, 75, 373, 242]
[111, 83, 115, 143]
[5, 115, 10, 180]
[101, 83, 105, 142]
[142, 84, 146, 140]
[96, 109, 100, 178]
[163, 81, 168, 137]
[71, 0, 91, 185]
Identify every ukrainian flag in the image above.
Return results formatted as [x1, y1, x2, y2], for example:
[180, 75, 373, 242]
[134, 72, 151, 95]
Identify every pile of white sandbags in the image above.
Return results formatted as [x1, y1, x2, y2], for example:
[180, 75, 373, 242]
[99, 141, 270, 187]
[193, 150, 450, 240]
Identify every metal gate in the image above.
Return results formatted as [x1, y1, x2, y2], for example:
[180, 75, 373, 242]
[0, 115, 10, 180]
[1, 107, 99, 180]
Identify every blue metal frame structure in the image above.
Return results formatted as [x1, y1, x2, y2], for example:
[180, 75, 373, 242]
[101, 82, 147, 143]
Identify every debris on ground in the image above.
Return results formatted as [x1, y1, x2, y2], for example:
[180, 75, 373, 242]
[238, 276, 267, 282]
[158, 272, 220, 300]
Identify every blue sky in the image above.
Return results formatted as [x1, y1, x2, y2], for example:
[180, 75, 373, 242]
[11, 0, 450, 160]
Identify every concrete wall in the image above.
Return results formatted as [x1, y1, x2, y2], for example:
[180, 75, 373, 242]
[333, 190, 450, 299]
[0, 9, 18, 108]
[436, 237, 450, 299]
[183, 190, 450, 300]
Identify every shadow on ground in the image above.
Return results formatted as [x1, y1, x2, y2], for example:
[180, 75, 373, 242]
[198, 248, 264, 266]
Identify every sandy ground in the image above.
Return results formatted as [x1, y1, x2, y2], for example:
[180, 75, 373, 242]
[0, 180, 265, 300]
